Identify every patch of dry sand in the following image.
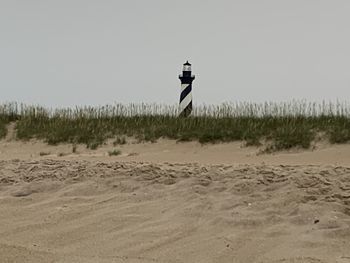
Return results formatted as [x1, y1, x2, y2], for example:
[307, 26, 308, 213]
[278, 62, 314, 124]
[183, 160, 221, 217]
[0, 159, 350, 262]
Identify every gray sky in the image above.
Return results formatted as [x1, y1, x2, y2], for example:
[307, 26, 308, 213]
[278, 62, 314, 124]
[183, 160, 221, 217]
[1, 0, 350, 107]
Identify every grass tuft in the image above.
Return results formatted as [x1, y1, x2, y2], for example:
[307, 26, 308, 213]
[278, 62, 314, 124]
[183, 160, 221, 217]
[0, 122, 6, 139]
[108, 149, 122, 156]
[0, 102, 20, 139]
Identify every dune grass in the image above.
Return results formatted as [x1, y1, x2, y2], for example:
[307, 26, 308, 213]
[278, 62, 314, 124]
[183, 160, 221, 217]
[108, 149, 122, 156]
[0, 121, 6, 139]
[0, 103, 20, 139]
[1, 101, 350, 151]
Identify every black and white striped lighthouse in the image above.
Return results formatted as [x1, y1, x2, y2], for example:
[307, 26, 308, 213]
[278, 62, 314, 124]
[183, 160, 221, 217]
[178, 61, 195, 117]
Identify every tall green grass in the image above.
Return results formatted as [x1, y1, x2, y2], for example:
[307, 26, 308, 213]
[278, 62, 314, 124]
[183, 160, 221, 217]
[1, 101, 350, 150]
[0, 121, 6, 139]
[0, 103, 20, 138]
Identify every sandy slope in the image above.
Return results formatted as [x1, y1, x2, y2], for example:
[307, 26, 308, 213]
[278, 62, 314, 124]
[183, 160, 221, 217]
[1, 137, 350, 166]
[0, 138, 350, 262]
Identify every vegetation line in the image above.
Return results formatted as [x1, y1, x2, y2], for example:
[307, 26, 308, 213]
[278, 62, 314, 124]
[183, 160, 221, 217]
[1, 101, 350, 151]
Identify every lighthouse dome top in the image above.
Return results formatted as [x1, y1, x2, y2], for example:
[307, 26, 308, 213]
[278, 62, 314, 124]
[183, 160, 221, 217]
[183, 61, 192, 72]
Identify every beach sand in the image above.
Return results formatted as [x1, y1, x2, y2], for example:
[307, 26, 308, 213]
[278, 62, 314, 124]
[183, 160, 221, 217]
[0, 136, 350, 262]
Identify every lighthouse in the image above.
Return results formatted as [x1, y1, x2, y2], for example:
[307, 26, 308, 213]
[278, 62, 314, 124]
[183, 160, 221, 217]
[178, 61, 195, 117]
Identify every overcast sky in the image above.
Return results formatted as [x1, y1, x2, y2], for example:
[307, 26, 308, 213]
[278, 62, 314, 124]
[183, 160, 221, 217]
[1, 0, 350, 107]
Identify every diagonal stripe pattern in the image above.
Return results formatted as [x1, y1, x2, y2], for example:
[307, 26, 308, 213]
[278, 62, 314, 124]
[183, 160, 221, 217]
[179, 84, 192, 117]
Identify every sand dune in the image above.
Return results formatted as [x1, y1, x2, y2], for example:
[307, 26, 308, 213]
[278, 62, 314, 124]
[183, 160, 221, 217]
[0, 155, 350, 262]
